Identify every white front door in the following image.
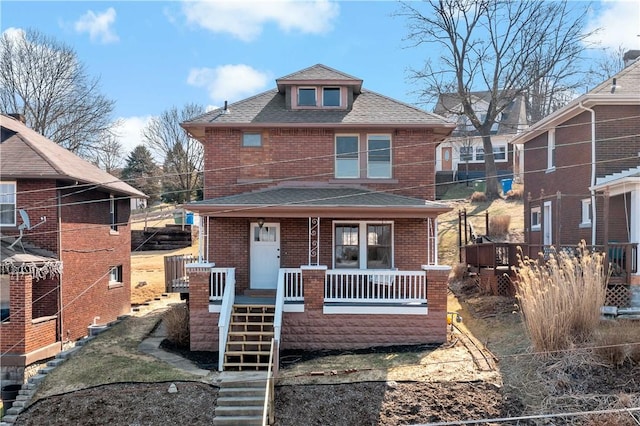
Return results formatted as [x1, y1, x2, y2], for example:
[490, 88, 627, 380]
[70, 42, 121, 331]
[543, 202, 552, 245]
[250, 223, 280, 289]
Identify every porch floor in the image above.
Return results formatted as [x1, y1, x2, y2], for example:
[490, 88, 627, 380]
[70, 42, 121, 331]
[234, 295, 276, 305]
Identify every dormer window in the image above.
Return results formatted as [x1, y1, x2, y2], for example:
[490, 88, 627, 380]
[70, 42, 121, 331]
[297, 88, 316, 106]
[323, 87, 341, 107]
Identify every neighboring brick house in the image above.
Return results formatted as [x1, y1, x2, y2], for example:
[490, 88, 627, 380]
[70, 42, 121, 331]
[433, 92, 528, 193]
[0, 114, 145, 382]
[181, 64, 456, 370]
[511, 55, 640, 306]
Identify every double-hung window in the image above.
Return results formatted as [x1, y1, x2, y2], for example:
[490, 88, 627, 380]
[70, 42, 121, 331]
[580, 198, 592, 227]
[493, 145, 506, 161]
[297, 88, 316, 107]
[0, 182, 16, 226]
[335, 135, 359, 178]
[334, 222, 392, 269]
[460, 146, 473, 162]
[367, 135, 391, 178]
[531, 207, 541, 231]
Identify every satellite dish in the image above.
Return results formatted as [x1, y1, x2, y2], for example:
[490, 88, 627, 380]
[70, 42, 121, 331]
[7, 209, 46, 251]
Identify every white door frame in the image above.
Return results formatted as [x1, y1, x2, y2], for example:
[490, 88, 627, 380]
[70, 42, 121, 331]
[249, 222, 280, 289]
[543, 201, 552, 245]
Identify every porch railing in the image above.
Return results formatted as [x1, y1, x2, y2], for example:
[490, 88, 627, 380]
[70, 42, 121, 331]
[325, 270, 426, 304]
[209, 268, 233, 301]
[282, 268, 303, 302]
[217, 269, 236, 371]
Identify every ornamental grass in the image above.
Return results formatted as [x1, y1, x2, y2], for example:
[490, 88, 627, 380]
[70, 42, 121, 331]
[513, 241, 609, 354]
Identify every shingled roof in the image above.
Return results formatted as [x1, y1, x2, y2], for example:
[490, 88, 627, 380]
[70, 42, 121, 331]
[275, 64, 363, 92]
[0, 115, 146, 198]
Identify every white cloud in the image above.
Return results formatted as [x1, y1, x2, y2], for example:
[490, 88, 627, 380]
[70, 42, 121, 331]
[187, 64, 270, 103]
[181, 0, 339, 42]
[586, 0, 640, 50]
[74, 8, 119, 44]
[115, 116, 152, 156]
[1, 27, 25, 42]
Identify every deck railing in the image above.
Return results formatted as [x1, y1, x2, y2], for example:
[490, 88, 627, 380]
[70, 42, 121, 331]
[325, 270, 426, 304]
[217, 269, 236, 371]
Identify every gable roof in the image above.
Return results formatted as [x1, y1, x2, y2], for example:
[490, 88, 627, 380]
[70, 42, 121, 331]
[0, 115, 146, 198]
[188, 186, 451, 218]
[275, 64, 363, 93]
[512, 59, 640, 144]
[433, 91, 526, 136]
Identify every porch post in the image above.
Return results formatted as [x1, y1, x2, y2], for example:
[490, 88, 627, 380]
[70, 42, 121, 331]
[631, 189, 640, 283]
[422, 265, 451, 341]
[301, 265, 327, 310]
[8, 274, 31, 353]
[603, 189, 610, 249]
[308, 217, 320, 266]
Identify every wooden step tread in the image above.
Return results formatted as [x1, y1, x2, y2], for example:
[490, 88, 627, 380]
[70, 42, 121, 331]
[227, 331, 274, 336]
[224, 350, 270, 356]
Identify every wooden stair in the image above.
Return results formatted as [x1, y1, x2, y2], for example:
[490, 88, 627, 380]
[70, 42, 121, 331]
[224, 304, 275, 371]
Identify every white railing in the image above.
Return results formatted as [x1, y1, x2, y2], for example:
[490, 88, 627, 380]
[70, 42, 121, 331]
[282, 268, 303, 302]
[209, 267, 231, 301]
[262, 338, 278, 426]
[273, 270, 286, 343]
[325, 270, 426, 304]
[217, 269, 236, 371]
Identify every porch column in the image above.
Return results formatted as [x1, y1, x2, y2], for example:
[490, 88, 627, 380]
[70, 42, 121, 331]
[301, 265, 327, 310]
[8, 274, 32, 353]
[186, 264, 216, 352]
[631, 189, 640, 283]
[422, 265, 451, 341]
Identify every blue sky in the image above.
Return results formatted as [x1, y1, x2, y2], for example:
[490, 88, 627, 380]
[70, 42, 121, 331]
[3, 0, 639, 155]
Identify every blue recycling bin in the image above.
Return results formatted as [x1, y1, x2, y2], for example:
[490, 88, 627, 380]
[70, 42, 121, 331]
[185, 212, 194, 225]
[501, 178, 513, 194]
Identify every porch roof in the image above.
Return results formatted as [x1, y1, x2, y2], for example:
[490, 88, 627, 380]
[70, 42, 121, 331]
[0, 237, 63, 279]
[187, 187, 452, 218]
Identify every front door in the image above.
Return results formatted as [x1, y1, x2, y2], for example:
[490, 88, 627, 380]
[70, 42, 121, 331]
[250, 222, 280, 289]
[442, 147, 453, 171]
[543, 202, 552, 245]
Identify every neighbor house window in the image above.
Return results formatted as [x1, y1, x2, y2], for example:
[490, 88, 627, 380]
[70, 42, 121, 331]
[580, 198, 592, 227]
[460, 146, 473, 162]
[242, 132, 262, 147]
[109, 265, 123, 284]
[110, 195, 118, 232]
[547, 128, 556, 170]
[297, 88, 316, 106]
[475, 147, 485, 161]
[493, 145, 507, 161]
[367, 135, 391, 178]
[323, 87, 341, 107]
[334, 222, 393, 269]
[0, 182, 16, 226]
[531, 207, 541, 230]
[335, 135, 359, 178]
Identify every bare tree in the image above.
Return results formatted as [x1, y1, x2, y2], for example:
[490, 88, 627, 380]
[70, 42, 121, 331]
[142, 104, 205, 202]
[587, 45, 626, 87]
[400, 0, 594, 198]
[93, 129, 125, 174]
[0, 28, 115, 158]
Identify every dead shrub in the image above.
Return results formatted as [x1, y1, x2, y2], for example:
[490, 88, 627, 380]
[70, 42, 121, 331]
[513, 241, 609, 354]
[488, 215, 510, 237]
[594, 320, 640, 366]
[164, 304, 190, 348]
[470, 191, 486, 202]
[505, 188, 523, 200]
[449, 263, 468, 281]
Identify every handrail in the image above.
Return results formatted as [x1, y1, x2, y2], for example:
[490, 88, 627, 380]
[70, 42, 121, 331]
[273, 269, 286, 342]
[262, 338, 278, 426]
[217, 268, 235, 371]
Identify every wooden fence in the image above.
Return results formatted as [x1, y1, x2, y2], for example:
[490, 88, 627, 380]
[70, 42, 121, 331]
[164, 254, 196, 293]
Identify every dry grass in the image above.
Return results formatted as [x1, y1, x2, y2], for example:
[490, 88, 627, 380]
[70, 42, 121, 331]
[505, 188, 523, 200]
[450, 263, 468, 281]
[513, 242, 609, 353]
[593, 320, 640, 367]
[488, 215, 510, 237]
[164, 304, 190, 348]
[470, 191, 487, 202]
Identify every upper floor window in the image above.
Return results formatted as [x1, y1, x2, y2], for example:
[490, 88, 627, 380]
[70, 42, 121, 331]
[0, 182, 16, 226]
[335, 135, 360, 178]
[323, 87, 341, 107]
[110, 195, 118, 232]
[242, 132, 262, 147]
[367, 135, 392, 178]
[580, 198, 592, 227]
[547, 128, 556, 171]
[297, 88, 316, 106]
[531, 206, 541, 230]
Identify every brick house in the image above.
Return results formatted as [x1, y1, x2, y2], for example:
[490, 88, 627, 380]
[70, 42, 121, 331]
[511, 55, 640, 307]
[0, 114, 145, 382]
[433, 92, 528, 195]
[181, 64, 456, 371]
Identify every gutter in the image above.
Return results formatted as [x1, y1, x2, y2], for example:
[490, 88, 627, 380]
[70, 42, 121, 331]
[578, 102, 596, 246]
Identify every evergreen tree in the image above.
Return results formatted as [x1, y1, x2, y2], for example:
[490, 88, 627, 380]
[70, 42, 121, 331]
[121, 145, 160, 204]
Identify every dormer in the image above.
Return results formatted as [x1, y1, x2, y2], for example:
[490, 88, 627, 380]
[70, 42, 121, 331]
[276, 64, 363, 110]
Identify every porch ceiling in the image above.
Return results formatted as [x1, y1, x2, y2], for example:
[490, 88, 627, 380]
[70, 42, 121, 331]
[187, 187, 452, 218]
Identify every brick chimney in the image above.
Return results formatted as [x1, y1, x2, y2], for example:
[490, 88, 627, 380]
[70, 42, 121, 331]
[623, 50, 640, 67]
[7, 113, 26, 124]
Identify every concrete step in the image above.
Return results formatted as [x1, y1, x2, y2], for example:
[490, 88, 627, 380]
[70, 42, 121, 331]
[215, 405, 262, 417]
[217, 396, 265, 407]
[212, 415, 262, 426]
[218, 387, 266, 398]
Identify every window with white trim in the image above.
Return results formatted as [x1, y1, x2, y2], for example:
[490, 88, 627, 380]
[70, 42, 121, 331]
[322, 87, 340, 107]
[460, 146, 473, 162]
[458, 145, 506, 162]
[493, 145, 506, 160]
[0, 182, 16, 226]
[297, 88, 316, 106]
[547, 128, 556, 170]
[580, 198, 592, 226]
[334, 221, 393, 269]
[109, 265, 123, 284]
[367, 135, 391, 178]
[531, 206, 541, 230]
[335, 135, 359, 178]
[242, 132, 262, 147]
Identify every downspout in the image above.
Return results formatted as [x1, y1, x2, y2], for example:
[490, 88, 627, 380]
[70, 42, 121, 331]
[578, 102, 596, 246]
